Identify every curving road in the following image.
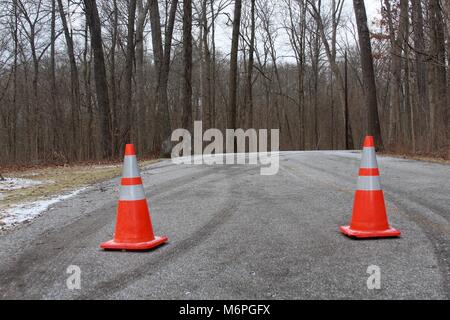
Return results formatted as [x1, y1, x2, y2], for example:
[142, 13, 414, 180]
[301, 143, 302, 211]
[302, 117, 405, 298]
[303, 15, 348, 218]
[0, 151, 449, 299]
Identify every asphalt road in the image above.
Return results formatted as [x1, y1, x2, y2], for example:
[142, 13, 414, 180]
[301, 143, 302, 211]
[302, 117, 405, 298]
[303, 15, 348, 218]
[0, 151, 449, 299]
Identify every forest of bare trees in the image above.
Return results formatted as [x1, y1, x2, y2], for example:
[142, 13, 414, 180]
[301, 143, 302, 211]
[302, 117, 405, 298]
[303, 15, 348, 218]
[0, 0, 448, 164]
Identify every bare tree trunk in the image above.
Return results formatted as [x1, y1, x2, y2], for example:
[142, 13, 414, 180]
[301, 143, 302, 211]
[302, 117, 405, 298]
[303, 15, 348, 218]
[50, 0, 58, 155]
[245, 0, 256, 130]
[182, 0, 193, 133]
[447, 0, 450, 157]
[109, 0, 119, 156]
[310, 12, 320, 149]
[399, 0, 411, 146]
[344, 51, 353, 150]
[149, 0, 178, 156]
[17, 0, 42, 159]
[403, 10, 414, 152]
[384, 0, 410, 147]
[149, 0, 165, 152]
[136, 0, 150, 152]
[210, 0, 217, 128]
[57, 0, 81, 160]
[228, 0, 242, 130]
[200, 0, 212, 129]
[352, 0, 383, 148]
[411, 0, 429, 151]
[11, 0, 19, 161]
[31, 28, 40, 159]
[123, 0, 137, 148]
[83, 20, 94, 159]
[428, 0, 448, 154]
[84, 0, 112, 159]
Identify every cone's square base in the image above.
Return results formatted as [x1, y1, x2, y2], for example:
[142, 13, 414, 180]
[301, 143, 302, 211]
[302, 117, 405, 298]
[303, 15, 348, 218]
[100, 236, 168, 251]
[340, 226, 400, 239]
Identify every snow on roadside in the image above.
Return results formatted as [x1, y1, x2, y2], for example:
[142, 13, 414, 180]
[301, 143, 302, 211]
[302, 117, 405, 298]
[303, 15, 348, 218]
[0, 187, 87, 228]
[322, 151, 361, 158]
[0, 177, 44, 191]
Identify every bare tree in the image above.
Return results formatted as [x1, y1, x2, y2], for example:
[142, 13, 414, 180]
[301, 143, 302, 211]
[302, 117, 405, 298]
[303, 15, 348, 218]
[82, 16, 94, 159]
[428, 0, 448, 153]
[285, 0, 307, 149]
[83, 0, 112, 158]
[50, 0, 57, 154]
[135, 0, 151, 151]
[383, 0, 409, 146]
[198, 0, 213, 129]
[149, 0, 178, 155]
[0, 0, 448, 164]
[259, 0, 294, 148]
[57, 0, 81, 160]
[17, 0, 51, 159]
[352, 0, 382, 148]
[228, 0, 242, 130]
[245, 0, 256, 129]
[123, 0, 137, 147]
[411, 0, 429, 150]
[308, 0, 353, 149]
[109, 0, 119, 156]
[182, 0, 193, 133]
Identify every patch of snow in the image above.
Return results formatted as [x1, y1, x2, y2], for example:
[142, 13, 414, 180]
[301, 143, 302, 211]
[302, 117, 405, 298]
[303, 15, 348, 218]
[0, 178, 43, 191]
[0, 188, 87, 227]
[322, 151, 362, 159]
[93, 165, 121, 169]
[22, 172, 40, 177]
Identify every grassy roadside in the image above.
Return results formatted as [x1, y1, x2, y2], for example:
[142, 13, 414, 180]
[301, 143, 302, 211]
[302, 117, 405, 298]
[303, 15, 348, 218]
[0, 160, 159, 217]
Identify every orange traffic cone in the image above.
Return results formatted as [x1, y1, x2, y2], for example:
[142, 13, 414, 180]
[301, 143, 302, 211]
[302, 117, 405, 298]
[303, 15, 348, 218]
[340, 136, 400, 239]
[101, 144, 168, 251]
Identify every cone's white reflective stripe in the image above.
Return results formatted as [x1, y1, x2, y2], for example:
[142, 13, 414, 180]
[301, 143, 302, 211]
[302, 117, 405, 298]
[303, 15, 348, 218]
[122, 156, 140, 178]
[360, 147, 378, 169]
[119, 185, 146, 201]
[357, 176, 381, 191]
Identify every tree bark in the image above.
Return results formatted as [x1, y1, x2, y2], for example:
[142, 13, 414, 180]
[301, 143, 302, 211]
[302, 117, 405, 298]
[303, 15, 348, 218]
[83, 19, 94, 159]
[11, 0, 19, 161]
[182, 0, 193, 133]
[245, 0, 256, 129]
[110, 0, 119, 156]
[50, 0, 58, 154]
[84, 0, 112, 158]
[123, 0, 137, 147]
[210, 0, 217, 128]
[411, 0, 429, 150]
[149, 0, 178, 156]
[428, 0, 448, 153]
[136, 0, 150, 152]
[57, 0, 81, 160]
[200, 0, 212, 129]
[228, 0, 242, 130]
[384, 0, 412, 147]
[352, 0, 383, 148]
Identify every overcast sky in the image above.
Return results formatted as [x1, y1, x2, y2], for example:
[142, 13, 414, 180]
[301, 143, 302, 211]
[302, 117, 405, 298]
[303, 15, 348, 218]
[365, 0, 381, 21]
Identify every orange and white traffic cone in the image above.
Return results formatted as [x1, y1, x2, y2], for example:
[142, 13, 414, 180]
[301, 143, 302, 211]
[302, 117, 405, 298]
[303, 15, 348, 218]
[101, 144, 168, 251]
[340, 136, 401, 239]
